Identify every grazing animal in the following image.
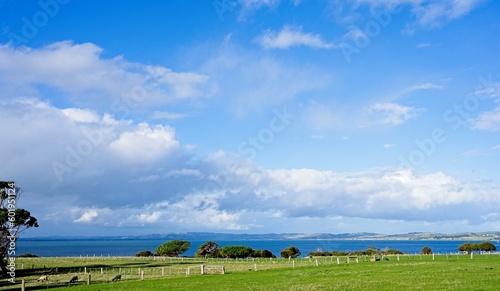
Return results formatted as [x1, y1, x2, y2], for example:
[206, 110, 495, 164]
[111, 274, 122, 281]
[37, 275, 48, 282]
[68, 275, 78, 284]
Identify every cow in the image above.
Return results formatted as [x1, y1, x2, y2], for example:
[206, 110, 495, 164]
[37, 275, 48, 282]
[111, 274, 122, 281]
[68, 275, 78, 285]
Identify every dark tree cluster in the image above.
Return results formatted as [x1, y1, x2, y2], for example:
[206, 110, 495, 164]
[307, 247, 403, 257]
[146, 240, 279, 259]
[458, 242, 496, 254]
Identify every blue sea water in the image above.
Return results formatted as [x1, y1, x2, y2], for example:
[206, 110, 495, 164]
[15, 239, 493, 258]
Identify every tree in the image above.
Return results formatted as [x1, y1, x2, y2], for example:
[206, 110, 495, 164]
[478, 241, 496, 252]
[219, 246, 253, 258]
[155, 240, 190, 257]
[195, 241, 220, 258]
[0, 181, 38, 276]
[260, 249, 276, 258]
[280, 246, 301, 258]
[421, 246, 432, 255]
[458, 242, 473, 254]
[135, 250, 154, 257]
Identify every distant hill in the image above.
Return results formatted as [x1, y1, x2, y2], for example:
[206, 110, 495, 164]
[22, 231, 500, 241]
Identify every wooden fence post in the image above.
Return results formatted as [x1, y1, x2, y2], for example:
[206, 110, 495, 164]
[141, 270, 144, 281]
[87, 274, 91, 285]
[21, 280, 25, 291]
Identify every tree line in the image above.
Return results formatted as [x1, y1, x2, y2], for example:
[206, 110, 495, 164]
[135, 240, 301, 258]
[135, 240, 498, 259]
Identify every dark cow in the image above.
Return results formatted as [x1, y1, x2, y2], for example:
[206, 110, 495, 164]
[68, 275, 78, 286]
[111, 274, 122, 281]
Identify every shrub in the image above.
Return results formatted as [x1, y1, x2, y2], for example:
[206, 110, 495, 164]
[219, 246, 253, 258]
[280, 246, 301, 258]
[260, 249, 276, 258]
[307, 251, 331, 257]
[421, 246, 432, 255]
[17, 253, 37, 257]
[135, 250, 153, 257]
[382, 249, 403, 255]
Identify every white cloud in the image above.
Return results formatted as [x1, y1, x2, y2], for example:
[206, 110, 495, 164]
[460, 148, 487, 157]
[62, 108, 101, 123]
[109, 123, 180, 164]
[383, 143, 397, 148]
[409, 82, 444, 91]
[471, 106, 500, 131]
[331, 0, 485, 28]
[151, 111, 189, 120]
[411, 0, 485, 27]
[0, 42, 214, 109]
[367, 102, 424, 126]
[74, 210, 99, 223]
[258, 26, 335, 49]
[136, 211, 163, 223]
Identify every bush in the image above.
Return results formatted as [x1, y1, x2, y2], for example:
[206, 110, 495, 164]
[382, 249, 403, 255]
[135, 250, 153, 257]
[219, 246, 253, 258]
[421, 246, 432, 255]
[280, 246, 301, 258]
[260, 249, 276, 258]
[307, 251, 331, 257]
[16, 253, 37, 257]
[331, 251, 348, 256]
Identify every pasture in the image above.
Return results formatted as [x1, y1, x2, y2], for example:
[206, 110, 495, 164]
[1, 253, 499, 290]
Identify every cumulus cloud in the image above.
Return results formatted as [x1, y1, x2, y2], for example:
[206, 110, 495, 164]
[109, 123, 180, 164]
[0, 42, 215, 110]
[74, 209, 100, 223]
[257, 26, 335, 49]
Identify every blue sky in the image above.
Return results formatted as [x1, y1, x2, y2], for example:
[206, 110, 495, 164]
[1, 0, 499, 237]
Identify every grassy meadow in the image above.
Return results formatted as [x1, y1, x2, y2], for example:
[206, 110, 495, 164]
[1, 253, 499, 290]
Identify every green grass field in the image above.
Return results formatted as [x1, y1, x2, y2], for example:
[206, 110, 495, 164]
[2, 254, 499, 290]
